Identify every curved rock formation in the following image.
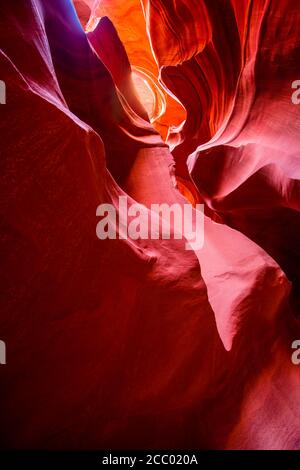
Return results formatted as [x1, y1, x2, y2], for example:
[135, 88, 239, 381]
[1, 0, 300, 450]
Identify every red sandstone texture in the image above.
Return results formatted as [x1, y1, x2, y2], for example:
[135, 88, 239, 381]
[0, 0, 300, 449]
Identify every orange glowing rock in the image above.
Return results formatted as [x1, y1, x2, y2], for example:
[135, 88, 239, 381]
[86, 0, 186, 141]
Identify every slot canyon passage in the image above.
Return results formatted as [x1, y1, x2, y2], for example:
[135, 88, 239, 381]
[1, 0, 300, 450]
